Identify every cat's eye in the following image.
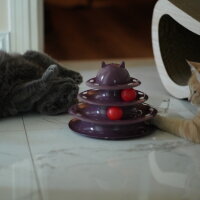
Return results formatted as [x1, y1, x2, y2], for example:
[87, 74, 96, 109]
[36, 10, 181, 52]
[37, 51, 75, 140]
[193, 90, 200, 96]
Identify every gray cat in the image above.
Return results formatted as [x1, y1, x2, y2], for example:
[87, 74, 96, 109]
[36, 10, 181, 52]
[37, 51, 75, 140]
[0, 50, 82, 117]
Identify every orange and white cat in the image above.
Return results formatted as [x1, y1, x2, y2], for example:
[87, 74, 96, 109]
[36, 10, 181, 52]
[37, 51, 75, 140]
[152, 61, 200, 143]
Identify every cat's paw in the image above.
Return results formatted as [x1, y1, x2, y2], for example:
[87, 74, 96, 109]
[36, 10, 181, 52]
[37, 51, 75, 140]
[42, 64, 59, 81]
[69, 72, 83, 84]
[151, 114, 162, 126]
[73, 73, 83, 84]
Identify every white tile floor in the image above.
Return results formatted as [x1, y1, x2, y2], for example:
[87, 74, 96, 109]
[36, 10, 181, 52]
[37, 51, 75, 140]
[1, 59, 200, 200]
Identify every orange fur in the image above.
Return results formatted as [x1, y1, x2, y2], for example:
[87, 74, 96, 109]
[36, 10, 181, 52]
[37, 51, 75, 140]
[152, 61, 200, 143]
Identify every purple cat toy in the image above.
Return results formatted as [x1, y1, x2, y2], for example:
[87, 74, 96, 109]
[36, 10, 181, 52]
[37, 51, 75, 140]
[68, 62, 157, 140]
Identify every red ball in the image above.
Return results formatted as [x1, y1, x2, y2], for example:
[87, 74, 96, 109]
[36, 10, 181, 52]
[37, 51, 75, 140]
[107, 107, 123, 120]
[121, 88, 137, 102]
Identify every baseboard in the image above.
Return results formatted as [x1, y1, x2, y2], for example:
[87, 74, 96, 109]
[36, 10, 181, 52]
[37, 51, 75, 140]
[0, 32, 10, 51]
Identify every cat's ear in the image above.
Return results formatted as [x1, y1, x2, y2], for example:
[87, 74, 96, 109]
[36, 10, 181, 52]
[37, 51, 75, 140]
[101, 61, 106, 68]
[120, 61, 125, 68]
[187, 60, 200, 72]
[186, 60, 200, 82]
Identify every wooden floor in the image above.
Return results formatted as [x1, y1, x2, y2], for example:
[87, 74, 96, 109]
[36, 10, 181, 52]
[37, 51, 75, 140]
[44, 3, 155, 60]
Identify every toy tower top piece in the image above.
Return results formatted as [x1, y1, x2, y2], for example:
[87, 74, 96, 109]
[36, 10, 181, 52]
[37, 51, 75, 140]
[86, 61, 141, 90]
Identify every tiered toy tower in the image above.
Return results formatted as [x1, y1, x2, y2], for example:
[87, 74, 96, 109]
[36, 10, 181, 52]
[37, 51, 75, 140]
[69, 62, 157, 139]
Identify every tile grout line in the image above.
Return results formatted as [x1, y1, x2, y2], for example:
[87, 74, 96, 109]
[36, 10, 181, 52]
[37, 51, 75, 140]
[22, 115, 44, 200]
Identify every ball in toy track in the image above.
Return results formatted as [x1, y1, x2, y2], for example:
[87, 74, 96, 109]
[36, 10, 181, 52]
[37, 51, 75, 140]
[121, 88, 137, 102]
[107, 107, 123, 120]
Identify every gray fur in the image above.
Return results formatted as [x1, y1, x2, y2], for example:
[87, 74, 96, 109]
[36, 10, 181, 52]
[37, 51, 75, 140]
[0, 50, 82, 117]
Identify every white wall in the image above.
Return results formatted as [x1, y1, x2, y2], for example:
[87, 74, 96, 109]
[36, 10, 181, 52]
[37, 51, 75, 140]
[9, 0, 44, 53]
[0, 0, 44, 52]
[0, 0, 9, 31]
[0, 0, 10, 51]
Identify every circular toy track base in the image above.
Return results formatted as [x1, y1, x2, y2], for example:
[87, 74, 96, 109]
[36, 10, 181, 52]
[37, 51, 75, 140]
[69, 119, 153, 140]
